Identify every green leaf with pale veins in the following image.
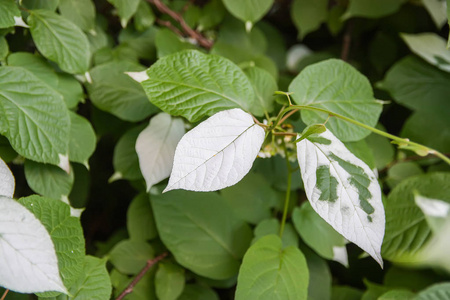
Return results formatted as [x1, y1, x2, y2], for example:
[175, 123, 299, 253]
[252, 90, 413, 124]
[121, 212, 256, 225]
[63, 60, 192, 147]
[291, 0, 328, 39]
[0, 66, 70, 167]
[289, 59, 382, 141]
[140, 50, 255, 122]
[222, 0, 274, 25]
[235, 235, 309, 300]
[58, 0, 96, 32]
[68, 112, 96, 165]
[28, 9, 91, 74]
[0, 0, 20, 29]
[151, 190, 253, 280]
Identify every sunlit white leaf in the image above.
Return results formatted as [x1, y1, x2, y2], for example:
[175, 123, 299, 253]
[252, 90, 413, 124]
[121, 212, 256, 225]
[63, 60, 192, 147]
[297, 129, 385, 267]
[0, 158, 14, 197]
[0, 196, 67, 294]
[164, 109, 265, 192]
[136, 113, 185, 191]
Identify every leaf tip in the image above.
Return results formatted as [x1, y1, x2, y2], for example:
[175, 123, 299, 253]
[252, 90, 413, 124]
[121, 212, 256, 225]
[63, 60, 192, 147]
[108, 172, 122, 183]
[125, 71, 149, 83]
[14, 16, 29, 28]
[58, 154, 70, 174]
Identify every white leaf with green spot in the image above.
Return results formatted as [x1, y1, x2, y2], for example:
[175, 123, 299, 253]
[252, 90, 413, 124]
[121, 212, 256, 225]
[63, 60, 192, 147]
[136, 113, 185, 191]
[164, 109, 265, 192]
[0, 157, 14, 197]
[0, 196, 67, 294]
[296, 128, 385, 267]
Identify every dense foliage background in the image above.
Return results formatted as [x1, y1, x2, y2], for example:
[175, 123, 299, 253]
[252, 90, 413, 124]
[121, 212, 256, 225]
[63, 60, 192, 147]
[1, 0, 450, 299]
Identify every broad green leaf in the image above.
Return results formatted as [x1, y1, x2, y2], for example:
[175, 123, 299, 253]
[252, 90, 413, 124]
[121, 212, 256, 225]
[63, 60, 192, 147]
[0, 0, 20, 28]
[155, 28, 197, 58]
[87, 60, 157, 121]
[155, 263, 185, 300]
[289, 59, 382, 141]
[292, 203, 348, 265]
[331, 286, 364, 300]
[24, 160, 74, 200]
[0, 157, 14, 197]
[297, 129, 385, 266]
[28, 9, 91, 74]
[140, 50, 255, 122]
[252, 219, 299, 248]
[111, 124, 144, 182]
[0, 36, 8, 60]
[235, 235, 309, 300]
[107, 0, 140, 28]
[136, 113, 185, 191]
[221, 172, 278, 224]
[291, 0, 328, 39]
[422, 0, 448, 28]
[401, 33, 450, 73]
[416, 283, 450, 300]
[222, 0, 273, 26]
[244, 66, 276, 116]
[134, 1, 155, 31]
[197, 0, 226, 31]
[178, 284, 219, 300]
[22, 0, 59, 10]
[378, 289, 415, 300]
[0, 66, 70, 168]
[382, 173, 450, 262]
[342, 0, 406, 19]
[127, 193, 158, 241]
[0, 196, 67, 294]
[151, 190, 253, 280]
[18, 195, 85, 292]
[164, 109, 265, 192]
[68, 112, 96, 165]
[386, 162, 423, 189]
[108, 240, 154, 275]
[58, 0, 96, 32]
[302, 247, 332, 300]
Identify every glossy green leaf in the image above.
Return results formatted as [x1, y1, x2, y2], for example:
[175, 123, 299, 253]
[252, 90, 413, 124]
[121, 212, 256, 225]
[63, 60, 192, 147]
[0, 66, 70, 168]
[127, 193, 158, 241]
[235, 235, 309, 300]
[291, 0, 328, 39]
[140, 50, 255, 122]
[178, 284, 219, 300]
[28, 9, 91, 74]
[382, 173, 450, 262]
[155, 28, 197, 58]
[24, 160, 74, 200]
[342, 0, 406, 19]
[107, 0, 140, 28]
[289, 59, 382, 141]
[108, 240, 154, 275]
[222, 0, 273, 25]
[155, 263, 185, 300]
[252, 219, 299, 248]
[244, 66, 276, 116]
[221, 172, 278, 224]
[0, 0, 20, 29]
[151, 190, 253, 280]
[58, 0, 96, 32]
[87, 61, 157, 121]
[292, 203, 347, 264]
[416, 283, 450, 300]
[18, 195, 85, 292]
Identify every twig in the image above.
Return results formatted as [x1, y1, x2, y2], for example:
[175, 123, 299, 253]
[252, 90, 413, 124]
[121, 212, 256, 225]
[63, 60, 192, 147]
[341, 20, 353, 62]
[0, 289, 9, 300]
[278, 109, 299, 126]
[116, 252, 168, 300]
[147, 0, 213, 49]
[156, 19, 184, 37]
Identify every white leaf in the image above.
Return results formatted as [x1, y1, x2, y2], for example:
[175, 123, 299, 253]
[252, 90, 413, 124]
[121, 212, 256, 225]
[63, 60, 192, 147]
[164, 109, 265, 192]
[332, 246, 349, 267]
[415, 194, 450, 218]
[297, 129, 385, 267]
[125, 71, 149, 83]
[136, 113, 185, 191]
[0, 158, 14, 197]
[0, 196, 67, 294]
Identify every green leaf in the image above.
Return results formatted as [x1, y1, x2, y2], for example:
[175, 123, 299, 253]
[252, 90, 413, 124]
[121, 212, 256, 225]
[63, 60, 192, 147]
[28, 9, 91, 74]
[292, 202, 347, 264]
[87, 61, 158, 121]
[386, 162, 424, 189]
[415, 283, 450, 300]
[155, 28, 197, 58]
[254, 155, 303, 191]
[0, 66, 70, 167]
[134, 0, 155, 31]
[178, 284, 219, 300]
[68, 112, 96, 165]
[244, 66, 277, 116]
[235, 235, 309, 300]
[384, 266, 447, 292]
[151, 190, 253, 280]
[378, 289, 415, 300]
[108, 240, 154, 275]
[127, 193, 158, 241]
[221, 172, 278, 224]
[382, 173, 450, 262]
[331, 286, 364, 300]
[0, 0, 20, 29]
[56, 73, 84, 109]
[342, 0, 406, 19]
[222, 0, 274, 25]
[252, 218, 299, 248]
[197, 0, 226, 31]
[0, 36, 8, 60]
[22, 0, 59, 11]
[291, 0, 328, 39]
[366, 125, 395, 170]
[344, 139, 376, 170]
[0, 135, 17, 163]
[302, 247, 332, 300]
[107, 0, 140, 28]
[289, 59, 382, 141]
[111, 268, 157, 300]
[58, 0, 96, 32]
[18, 195, 85, 292]
[257, 22, 287, 71]
[140, 50, 255, 122]
[117, 26, 157, 61]
[24, 160, 74, 200]
[155, 263, 185, 300]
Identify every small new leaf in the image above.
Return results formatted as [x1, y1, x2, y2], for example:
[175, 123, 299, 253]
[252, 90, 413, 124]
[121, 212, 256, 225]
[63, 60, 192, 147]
[294, 124, 327, 143]
[164, 109, 265, 192]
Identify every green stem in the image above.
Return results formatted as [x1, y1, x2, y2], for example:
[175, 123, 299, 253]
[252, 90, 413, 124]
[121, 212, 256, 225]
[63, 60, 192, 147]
[279, 144, 293, 238]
